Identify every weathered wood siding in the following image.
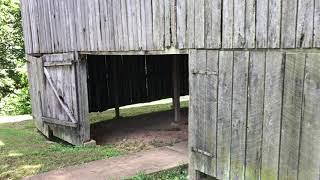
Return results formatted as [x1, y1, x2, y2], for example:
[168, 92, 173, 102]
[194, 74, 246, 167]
[21, 0, 320, 54]
[189, 50, 320, 180]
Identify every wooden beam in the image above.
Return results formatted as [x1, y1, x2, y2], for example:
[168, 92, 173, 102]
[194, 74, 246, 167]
[172, 55, 181, 124]
[42, 117, 78, 128]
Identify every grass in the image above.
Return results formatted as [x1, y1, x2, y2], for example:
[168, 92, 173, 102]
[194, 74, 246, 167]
[89, 101, 189, 124]
[0, 101, 189, 179]
[129, 167, 188, 180]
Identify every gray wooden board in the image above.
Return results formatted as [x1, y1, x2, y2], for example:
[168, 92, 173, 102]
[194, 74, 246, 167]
[314, 0, 320, 47]
[216, 51, 233, 180]
[20, 0, 32, 53]
[205, 0, 221, 48]
[245, 51, 265, 180]
[164, 0, 171, 48]
[296, 0, 314, 48]
[194, 0, 205, 48]
[268, 0, 281, 48]
[256, 0, 268, 48]
[230, 51, 249, 180]
[261, 51, 285, 180]
[120, 0, 129, 51]
[233, 0, 246, 48]
[281, 0, 298, 48]
[222, 0, 233, 48]
[177, 0, 187, 48]
[279, 53, 305, 180]
[298, 53, 320, 180]
[144, 0, 153, 50]
[186, 0, 195, 48]
[245, 0, 256, 48]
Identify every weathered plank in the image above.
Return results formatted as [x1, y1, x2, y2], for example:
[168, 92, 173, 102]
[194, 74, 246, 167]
[170, 0, 177, 47]
[217, 51, 233, 180]
[20, 0, 33, 53]
[112, 0, 120, 50]
[245, 51, 265, 180]
[314, 0, 320, 47]
[186, 0, 195, 48]
[120, 0, 129, 51]
[144, 0, 153, 50]
[298, 53, 320, 180]
[177, 0, 187, 48]
[205, 0, 221, 49]
[296, 0, 315, 48]
[28, 0, 40, 53]
[245, 0, 256, 48]
[222, 0, 233, 48]
[268, 0, 281, 48]
[261, 51, 285, 180]
[256, 0, 268, 48]
[230, 51, 249, 180]
[164, 0, 171, 48]
[279, 53, 305, 180]
[281, 0, 298, 48]
[194, 0, 205, 48]
[233, 0, 246, 48]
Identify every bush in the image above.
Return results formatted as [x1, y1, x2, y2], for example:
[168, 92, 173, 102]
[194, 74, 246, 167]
[0, 86, 31, 115]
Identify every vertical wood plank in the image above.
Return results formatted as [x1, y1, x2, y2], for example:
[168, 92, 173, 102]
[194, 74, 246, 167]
[144, 0, 153, 50]
[140, 0, 147, 50]
[135, 0, 142, 50]
[186, 0, 195, 48]
[230, 51, 249, 180]
[194, 0, 205, 48]
[245, 0, 256, 48]
[245, 51, 265, 180]
[268, 0, 281, 48]
[28, 0, 40, 53]
[20, 0, 33, 53]
[256, 0, 268, 48]
[281, 0, 298, 48]
[296, 0, 315, 48]
[152, 0, 160, 50]
[217, 51, 233, 180]
[205, 0, 222, 49]
[222, 0, 234, 48]
[279, 53, 305, 180]
[164, 0, 171, 48]
[121, 0, 129, 51]
[313, 0, 320, 47]
[233, 0, 246, 48]
[298, 53, 320, 180]
[261, 51, 285, 180]
[177, 0, 187, 49]
[112, 0, 120, 50]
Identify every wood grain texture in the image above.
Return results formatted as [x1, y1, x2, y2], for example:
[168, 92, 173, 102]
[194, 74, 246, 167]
[230, 51, 249, 180]
[186, 0, 195, 48]
[296, 0, 314, 48]
[245, 0, 256, 48]
[279, 53, 305, 180]
[233, 0, 246, 48]
[245, 51, 265, 180]
[268, 0, 281, 48]
[314, 0, 320, 47]
[217, 51, 233, 180]
[256, 0, 268, 48]
[205, 0, 221, 48]
[177, 0, 187, 48]
[222, 0, 234, 48]
[261, 51, 285, 180]
[194, 0, 205, 48]
[298, 53, 320, 180]
[281, 0, 298, 48]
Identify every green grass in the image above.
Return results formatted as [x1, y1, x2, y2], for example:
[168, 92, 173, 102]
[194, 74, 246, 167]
[129, 167, 188, 180]
[0, 120, 122, 180]
[0, 101, 189, 179]
[89, 101, 189, 124]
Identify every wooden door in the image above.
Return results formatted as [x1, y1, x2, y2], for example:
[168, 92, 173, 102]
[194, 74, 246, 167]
[27, 53, 89, 145]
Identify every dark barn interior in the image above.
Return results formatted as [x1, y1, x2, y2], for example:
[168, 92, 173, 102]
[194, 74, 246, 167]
[86, 54, 189, 148]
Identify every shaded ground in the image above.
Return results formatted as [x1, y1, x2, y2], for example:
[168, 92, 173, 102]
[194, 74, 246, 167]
[91, 108, 188, 153]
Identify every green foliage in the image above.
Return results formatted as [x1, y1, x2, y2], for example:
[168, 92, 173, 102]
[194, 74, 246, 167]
[130, 167, 188, 180]
[0, 0, 30, 115]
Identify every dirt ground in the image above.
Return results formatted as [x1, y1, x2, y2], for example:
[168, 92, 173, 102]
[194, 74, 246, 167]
[90, 108, 188, 153]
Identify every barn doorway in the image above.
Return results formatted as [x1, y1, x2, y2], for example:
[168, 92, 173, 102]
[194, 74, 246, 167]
[86, 54, 189, 152]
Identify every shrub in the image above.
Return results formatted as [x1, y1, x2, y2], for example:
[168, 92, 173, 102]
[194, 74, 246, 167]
[0, 86, 31, 115]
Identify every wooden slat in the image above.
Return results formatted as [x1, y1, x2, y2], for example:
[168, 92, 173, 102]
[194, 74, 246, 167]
[279, 53, 305, 180]
[245, 51, 265, 180]
[107, 0, 115, 50]
[177, 0, 187, 49]
[112, 0, 120, 50]
[120, 0, 129, 51]
[164, 0, 171, 47]
[186, 0, 195, 48]
[268, 0, 281, 48]
[298, 53, 320, 180]
[281, 0, 298, 48]
[261, 51, 285, 180]
[205, 0, 221, 48]
[152, 0, 160, 50]
[140, 0, 147, 50]
[296, 0, 315, 48]
[230, 51, 249, 180]
[217, 51, 233, 180]
[314, 0, 320, 48]
[20, 0, 33, 53]
[194, 0, 205, 48]
[42, 117, 78, 128]
[233, 0, 246, 48]
[245, 0, 256, 48]
[135, 0, 142, 50]
[28, 0, 40, 53]
[144, 0, 153, 50]
[222, 0, 233, 48]
[256, 0, 268, 48]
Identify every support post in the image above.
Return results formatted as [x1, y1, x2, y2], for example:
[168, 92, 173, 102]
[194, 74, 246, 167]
[172, 55, 181, 125]
[111, 56, 120, 119]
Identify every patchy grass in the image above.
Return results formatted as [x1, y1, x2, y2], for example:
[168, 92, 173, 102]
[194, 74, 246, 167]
[0, 120, 122, 180]
[89, 101, 189, 124]
[129, 167, 188, 180]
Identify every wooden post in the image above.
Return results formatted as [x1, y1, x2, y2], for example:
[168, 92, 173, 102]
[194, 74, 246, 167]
[172, 55, 181, 125]
[111, 56, 120, 119]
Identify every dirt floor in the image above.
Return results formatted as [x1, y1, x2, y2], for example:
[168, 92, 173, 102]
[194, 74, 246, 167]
[90, 108, 188, 153]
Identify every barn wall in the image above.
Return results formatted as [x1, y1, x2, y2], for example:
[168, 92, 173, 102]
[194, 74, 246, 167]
[20, 0, 320, 54]
[188, 49, 320, 180]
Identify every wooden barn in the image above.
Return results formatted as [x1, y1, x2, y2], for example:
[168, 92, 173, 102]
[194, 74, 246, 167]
[20, 0, 320, 179]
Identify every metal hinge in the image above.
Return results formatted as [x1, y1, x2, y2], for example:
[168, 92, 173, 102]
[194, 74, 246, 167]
[191, 69, 218, 76]
[192, 147, 215, 158]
